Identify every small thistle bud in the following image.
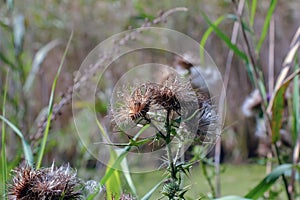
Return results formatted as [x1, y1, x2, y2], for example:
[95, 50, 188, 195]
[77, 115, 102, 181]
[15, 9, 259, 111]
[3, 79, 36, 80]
[161, 179, 180, 199]
[8, 164, 83, 200]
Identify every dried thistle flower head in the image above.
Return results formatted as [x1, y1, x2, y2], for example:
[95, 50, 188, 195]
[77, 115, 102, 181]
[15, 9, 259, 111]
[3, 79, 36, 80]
[8, 164, 83, 200]
[113, 75, 192, 127]
[111, 72, 219, 147]
[127, 83, 156, 122]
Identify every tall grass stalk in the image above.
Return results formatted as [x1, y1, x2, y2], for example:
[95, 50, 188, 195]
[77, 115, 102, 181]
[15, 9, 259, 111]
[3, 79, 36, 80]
[36, 31, 73, 169]
[1, 69, 9, 197]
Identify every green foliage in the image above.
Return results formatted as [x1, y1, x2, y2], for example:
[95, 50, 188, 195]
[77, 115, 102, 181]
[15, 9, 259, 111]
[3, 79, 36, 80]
[200, 11, 248, 62]
[1, 70, 9, 197]
[12, 14, 25, 56]
[105, 150, 122, 200]
[270, 71, 300, 142]
[250, 0, 257, 27]
[36, 31, 73, 169]
[140, 180, 164, 200]
[201, 1, 300, 199]
[245, 164, 293, 199]
[0, 115, 33, 166]
[292, 59, 299, 143]
[200, 15, 225, 64]
[1, 1, 299, 199]
[23, 39, 61, 93]
[255, 0, 277, 53]
[87, 125, 150, 199]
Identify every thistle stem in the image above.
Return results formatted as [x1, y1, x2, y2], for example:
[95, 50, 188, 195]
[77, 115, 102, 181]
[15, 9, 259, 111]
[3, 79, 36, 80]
[165, 110, 177, 180]
[167, 143, 176, 180]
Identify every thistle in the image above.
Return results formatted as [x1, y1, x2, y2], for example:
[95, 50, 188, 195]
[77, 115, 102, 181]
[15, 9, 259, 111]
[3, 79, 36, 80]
[8, 164, 83, 200]
[111, 73, 218, 199]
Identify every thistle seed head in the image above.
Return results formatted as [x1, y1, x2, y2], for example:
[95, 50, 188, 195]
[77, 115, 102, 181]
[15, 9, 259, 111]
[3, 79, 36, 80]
[112, 73, 218, 146]
[8, 164, 83, 200]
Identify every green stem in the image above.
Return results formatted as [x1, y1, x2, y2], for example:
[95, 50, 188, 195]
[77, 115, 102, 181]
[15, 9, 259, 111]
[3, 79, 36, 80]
[201, 160, 216, 198]
[165, 110, 176, 180]
[36, 31, 73, 169]
[167, 143, 176, 180]
[1, 69, 9, 197]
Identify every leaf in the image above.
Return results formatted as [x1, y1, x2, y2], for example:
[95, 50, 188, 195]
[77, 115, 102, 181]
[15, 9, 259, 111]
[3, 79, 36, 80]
[140, 179, 164, 200]
[271, 83, 286, 142]
[200, 11, 248, 62]
[245, 164, 292, 199]
[226, 14, 253, 34]
[36, 31, 73, 169]
[105, 150, 122, 200]
[13, 14, 25, 56]
[0, 51, 17, 70]
[200, 15, 225, 65]
[0, 115, 33, 166]
[86, 125, 151, 199]
[267, 27, 300, 113]
[99, 125, 150, 185]
[119, 155, 137, 197]
[271, 69, 300, 142]
[292, 59, 299, 143]
[250, 0, 257, 27]
[24, 39, 61, 93]
[1, 69, 9, 196]
[255, 0, 277, 53]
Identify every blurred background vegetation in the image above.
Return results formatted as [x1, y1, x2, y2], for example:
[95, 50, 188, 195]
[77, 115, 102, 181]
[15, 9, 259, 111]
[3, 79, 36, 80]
[0, 0, 300, 199]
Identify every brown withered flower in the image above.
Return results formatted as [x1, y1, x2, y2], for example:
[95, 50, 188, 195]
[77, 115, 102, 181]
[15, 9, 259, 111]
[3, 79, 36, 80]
[8, 164, 83, 200]
[127, 83, 156, 122]
[113, 75, 195, 126]
[111, 73, 218, 147]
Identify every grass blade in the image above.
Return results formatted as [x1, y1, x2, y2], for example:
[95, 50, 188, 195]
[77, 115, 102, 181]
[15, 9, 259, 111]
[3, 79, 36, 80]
[13, 14, 25, 56]
[36, 31, 73, 169]
[87, 125, 150, 199]
[200, 15, 225, 65]
[100, 125, 149, 185]
[0, 115, 33, 166]
[245, 164, 293, 199]
[120, 157, 137, 197]
[105, 150, 122, 200]
[250, 0, 257, 27]
[24, 39, 61, 93]
[96, 111, 137, 197]
[0, 51, 17, 70]
[200, 11, 248, 62]
[267, 27, 300, 113]
[271, 69, 300, 142]
[140, 179, 164, 200]
[271, 82, 287, 142]
[292, 58, 299, 143]
[1, 69, 9, 197]
[255, 0, 277, 53]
